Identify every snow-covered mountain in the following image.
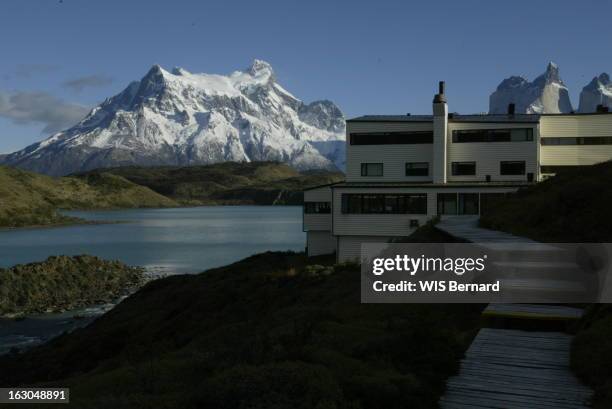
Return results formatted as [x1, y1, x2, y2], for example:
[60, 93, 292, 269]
[489, 62, 573, 114]
[1, 60, 346, 176]
[578, 73, 612, 113]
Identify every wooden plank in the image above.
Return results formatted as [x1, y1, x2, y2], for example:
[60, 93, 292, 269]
[439, 328, 593, 408]
[483, 303, 584, 320]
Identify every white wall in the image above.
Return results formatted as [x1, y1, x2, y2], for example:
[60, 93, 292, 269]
[540, 114, 612, 167]
[345, 122, 434, 182]
[304, 186, 332, 202]
[447, 122, 539, 182]
[303, 186, 333, 232]
[337, 235, 390, 263]
[307, 231, 336, 256]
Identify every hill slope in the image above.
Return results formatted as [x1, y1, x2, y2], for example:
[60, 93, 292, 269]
[480, 160, 612, 242]
[0, 166, 178, 228]
[0, 60, 346, 176]
[0, 252, 482, 408]
[80, 161, 345, 205]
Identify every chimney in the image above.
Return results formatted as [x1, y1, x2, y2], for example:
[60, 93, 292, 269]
[433, 81, 447, 103]
[508, 103, 515, 115]
[433, 81, 448, 184]
[596, 104, 609, 113]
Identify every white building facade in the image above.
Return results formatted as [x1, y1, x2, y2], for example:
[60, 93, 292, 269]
[304, 82, 612, 261]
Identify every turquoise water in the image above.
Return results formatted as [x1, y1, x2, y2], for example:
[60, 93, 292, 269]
[0, 206, 306, 353]
[0, 206, 306, 274]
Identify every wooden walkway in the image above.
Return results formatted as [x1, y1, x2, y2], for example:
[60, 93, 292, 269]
[440, 327, 592, 409]
[483, 304, 585, 321]
[435, 217, 593, 408]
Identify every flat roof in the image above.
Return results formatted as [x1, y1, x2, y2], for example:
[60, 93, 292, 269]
[303, 181, 345, 191]
[347, 111, 612, 124]
[332, 181, 531, 189]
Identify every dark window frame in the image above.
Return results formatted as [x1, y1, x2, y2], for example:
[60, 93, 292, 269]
[361, 163, 384, 177]
[541, 136, 612, 146]
[350, 131, 434, 145]
[452, 128, 534, 143]
[304, 202, 331, 214]
[451, 161, 476, 176]
[500, 161, 526, 175]
[405, 162, 429, 176]
[341, 193, 427, 215]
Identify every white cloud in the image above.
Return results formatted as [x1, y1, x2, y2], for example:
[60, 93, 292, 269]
[0, 91, 90, 133]
[62, 74, 113, 92]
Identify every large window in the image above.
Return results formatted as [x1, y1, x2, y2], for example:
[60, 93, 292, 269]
[500, 161, 526, 175]
[437, 193, 480, 215]
[541, 137, 612, 145]
[350, 131, 433, 145]
[304, 202, 331, 214]
[451, 162, 476, 176]
[341, 194, 427, 214]
[361, 163, 384, 177]
[405, 162, 429, 176]
[437, 193, 457, 215]
[452, 128, 533, 143]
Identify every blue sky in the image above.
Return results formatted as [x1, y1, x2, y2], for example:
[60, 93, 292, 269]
[0, 0, 610, 153]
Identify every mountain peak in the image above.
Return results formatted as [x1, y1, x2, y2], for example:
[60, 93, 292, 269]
[247, 59, 274, 78]
[490, 62, 572, 114]
[598, 72, 611, 85]
[171, 66, 190, 76]
[148, 64, 165, 75]
[0, 60, 345, 175]
[540, 61, 562, 84]
[579, 72, 612, 112]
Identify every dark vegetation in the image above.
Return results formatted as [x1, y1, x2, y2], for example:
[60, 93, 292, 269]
[79, 161, 344, 205]
[480, 161, 612, 242]
[0, 255, 144, 317]
[0, 252, 483, 408]
[572, 305, 612, 409]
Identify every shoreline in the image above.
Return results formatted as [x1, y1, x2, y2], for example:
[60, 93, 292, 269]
[0, 203, 303, 231]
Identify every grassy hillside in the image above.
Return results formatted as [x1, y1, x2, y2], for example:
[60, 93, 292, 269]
[0, 166, 178, 228]
[572, 305, 612, 408]
[0, 252, 482, 408]
[480, 161, 612, 242]
[0, 255, 143, 317]
[81, 161, 345, 205]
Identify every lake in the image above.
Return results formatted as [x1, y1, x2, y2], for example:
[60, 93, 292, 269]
[0, 206, 306, 273]
[0, 206, 306, 353]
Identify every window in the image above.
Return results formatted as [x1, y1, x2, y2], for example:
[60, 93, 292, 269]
[500, 161, 526, 175]
[405, 162, 429, 176]
[451, 162, 476, 176]
[458, 193, 479, 215]
[350, 131, 433, 145]
[541, 137, 612, 145]
[437, 193, 457, 215]
[341, 194, 427, 214]
[304, 202, 331, 214]
[361, 163, 383, 177]
[452, 128, 533, 143]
